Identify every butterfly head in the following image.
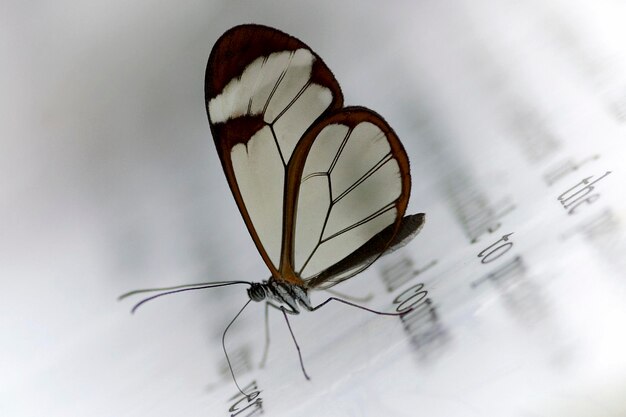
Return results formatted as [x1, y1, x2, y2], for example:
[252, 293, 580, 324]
[247, 282, 267, 302]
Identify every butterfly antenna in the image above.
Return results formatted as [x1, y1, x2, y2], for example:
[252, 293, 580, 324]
[120, 281, 252, 314]
[222, 299, 253, 398]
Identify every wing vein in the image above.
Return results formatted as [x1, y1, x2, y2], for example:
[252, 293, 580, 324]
[296, 173, 333, 275]
[269, 124, 287, 167]
[332, 152, 393, 205]
[302, 171, 327, 182]
[261, 51, 294, 116]
[320, 201, 396, 244]
[270, 81, 312, 124]
[328, 128, 353, 178]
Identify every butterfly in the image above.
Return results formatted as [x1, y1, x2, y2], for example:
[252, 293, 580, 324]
[122, 24, 425, 396]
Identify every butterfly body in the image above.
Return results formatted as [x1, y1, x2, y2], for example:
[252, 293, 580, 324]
[247, 280, 313, 314]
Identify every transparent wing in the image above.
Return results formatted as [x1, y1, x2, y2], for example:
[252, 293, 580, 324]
[282, 108, 413, 285]
[306, 213, 425, 289]
[205, 25, 342, 281]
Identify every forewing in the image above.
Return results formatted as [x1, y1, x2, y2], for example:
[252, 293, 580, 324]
[281, 108, 412, 284]
[205, 25, 343, 279]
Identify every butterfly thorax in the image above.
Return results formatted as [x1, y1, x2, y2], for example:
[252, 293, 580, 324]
[247, 280, 312, 314]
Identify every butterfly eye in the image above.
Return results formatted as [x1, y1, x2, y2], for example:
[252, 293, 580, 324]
[247, 283, 266, 302]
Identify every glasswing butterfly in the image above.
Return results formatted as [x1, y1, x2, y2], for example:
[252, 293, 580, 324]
[121, 24, 425, 397]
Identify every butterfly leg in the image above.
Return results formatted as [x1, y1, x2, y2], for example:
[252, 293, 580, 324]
[266, 302, 310, 380]
[259, 302, 270, 368]
[324, 288, 373, 303]
[310, 297, 408, 316]
[260, 301, 299, 368]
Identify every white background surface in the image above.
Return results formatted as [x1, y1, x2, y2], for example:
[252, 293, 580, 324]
[2, 1, 626, 416]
